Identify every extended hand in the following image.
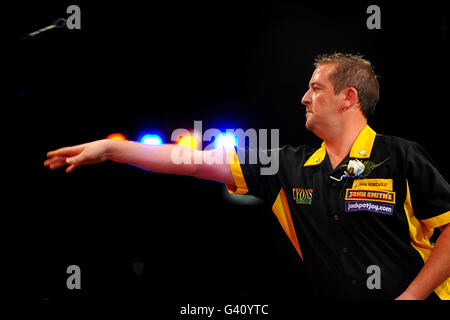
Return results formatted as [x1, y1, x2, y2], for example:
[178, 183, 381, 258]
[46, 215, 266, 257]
[44, 140, 112, 173]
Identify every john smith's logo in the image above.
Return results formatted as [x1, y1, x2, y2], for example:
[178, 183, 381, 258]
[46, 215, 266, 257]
[292, 188, 313, 204]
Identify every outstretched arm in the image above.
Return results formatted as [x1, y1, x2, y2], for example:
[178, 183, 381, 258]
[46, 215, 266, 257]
[44, 139, 235, 185]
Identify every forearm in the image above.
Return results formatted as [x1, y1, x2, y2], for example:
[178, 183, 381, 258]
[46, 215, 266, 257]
[399, 224, 450, 299]
[107, 140, 198, 176]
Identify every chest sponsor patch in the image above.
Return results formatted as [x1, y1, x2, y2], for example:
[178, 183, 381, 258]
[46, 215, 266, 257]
[292, 188, 313, 204]
[345, 189, 395, 204]
[351, 178, 393, 191]
[345, 201, 394, 215]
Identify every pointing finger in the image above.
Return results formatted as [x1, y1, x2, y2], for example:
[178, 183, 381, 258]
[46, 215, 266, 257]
[44, 156, 67, 169]
[47, 145, 84, 158]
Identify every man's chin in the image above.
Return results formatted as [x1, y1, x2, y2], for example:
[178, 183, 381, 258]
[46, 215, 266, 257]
[305, 119, 314, 132]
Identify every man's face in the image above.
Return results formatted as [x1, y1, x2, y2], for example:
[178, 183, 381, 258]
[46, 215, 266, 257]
[301, 64, 343, 134]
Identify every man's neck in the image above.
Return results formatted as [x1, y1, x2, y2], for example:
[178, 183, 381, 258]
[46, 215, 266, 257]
[323, 121, 367, 170]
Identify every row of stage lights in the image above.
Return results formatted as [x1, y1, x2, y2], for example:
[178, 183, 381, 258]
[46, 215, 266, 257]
[106, 132, 238, 149]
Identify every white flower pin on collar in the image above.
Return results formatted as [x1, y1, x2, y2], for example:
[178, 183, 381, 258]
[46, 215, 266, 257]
[347, 159, 365, 178]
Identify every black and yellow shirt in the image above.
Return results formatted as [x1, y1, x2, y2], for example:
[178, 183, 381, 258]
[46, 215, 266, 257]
[225, 125, 450, 299]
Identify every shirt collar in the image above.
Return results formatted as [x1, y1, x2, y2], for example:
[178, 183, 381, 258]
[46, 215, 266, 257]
[304, 125, 377, 167]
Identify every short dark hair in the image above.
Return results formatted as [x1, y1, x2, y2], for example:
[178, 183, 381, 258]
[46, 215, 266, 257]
[314, 53, 379, 119]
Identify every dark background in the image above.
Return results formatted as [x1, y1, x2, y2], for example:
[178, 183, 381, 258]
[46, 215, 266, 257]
[6, 0, 449, 313]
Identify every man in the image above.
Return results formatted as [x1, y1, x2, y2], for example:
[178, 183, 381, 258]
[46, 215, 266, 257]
[45, 53, 450, 300]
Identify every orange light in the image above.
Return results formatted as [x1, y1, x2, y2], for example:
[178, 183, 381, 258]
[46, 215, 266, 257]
[177, 135, 197, 149]
[107, 133, 127, 140]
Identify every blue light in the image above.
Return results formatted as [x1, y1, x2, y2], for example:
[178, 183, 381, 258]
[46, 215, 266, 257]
[214, 132, 237, 149]
[140, 134, 163, 145]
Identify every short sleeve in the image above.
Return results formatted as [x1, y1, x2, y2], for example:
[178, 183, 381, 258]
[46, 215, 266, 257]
[406, 142, 450, 229]
[225, 147, 282, 202]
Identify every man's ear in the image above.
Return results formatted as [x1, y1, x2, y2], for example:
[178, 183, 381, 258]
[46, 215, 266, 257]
[343, 87, 359, 108]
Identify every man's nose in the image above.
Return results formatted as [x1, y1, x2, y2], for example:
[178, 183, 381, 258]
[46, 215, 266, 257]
[301, 89, 311, 106]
